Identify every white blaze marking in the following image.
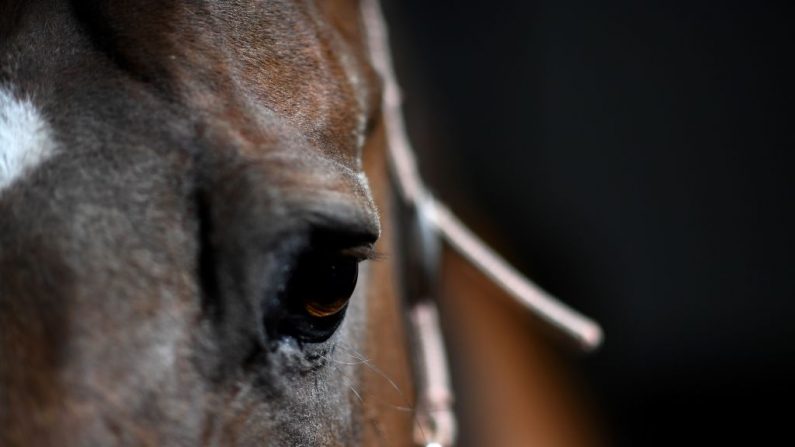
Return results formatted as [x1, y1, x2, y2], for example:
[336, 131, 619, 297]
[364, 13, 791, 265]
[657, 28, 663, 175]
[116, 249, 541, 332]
[0, 86, 56, 192]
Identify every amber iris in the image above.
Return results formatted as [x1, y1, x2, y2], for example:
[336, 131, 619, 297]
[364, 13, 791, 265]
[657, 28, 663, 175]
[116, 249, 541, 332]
[304, 296, 350, 318]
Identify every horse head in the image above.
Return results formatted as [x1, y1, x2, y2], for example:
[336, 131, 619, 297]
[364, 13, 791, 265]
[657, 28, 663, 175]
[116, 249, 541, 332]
[0, 1, 607, 445]
[1, 1, 415, 445]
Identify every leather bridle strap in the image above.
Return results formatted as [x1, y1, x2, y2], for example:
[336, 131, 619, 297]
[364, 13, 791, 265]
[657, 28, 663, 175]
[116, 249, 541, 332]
[362, 1, 604, 445]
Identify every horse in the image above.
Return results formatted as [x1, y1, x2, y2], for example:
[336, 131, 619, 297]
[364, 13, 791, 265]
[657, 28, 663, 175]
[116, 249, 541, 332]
[0, 1, 601, 445]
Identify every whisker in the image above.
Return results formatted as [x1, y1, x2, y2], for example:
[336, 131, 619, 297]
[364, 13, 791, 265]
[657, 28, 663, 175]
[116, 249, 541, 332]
[334, 341, 428, 442]
[319, 352, 369, 366]
[333, 365, 365, 406]
[336, 343, 405, 396]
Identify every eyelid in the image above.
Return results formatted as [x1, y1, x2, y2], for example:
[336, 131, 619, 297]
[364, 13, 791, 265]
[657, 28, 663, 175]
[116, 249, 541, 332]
[339, 244, 378, 262]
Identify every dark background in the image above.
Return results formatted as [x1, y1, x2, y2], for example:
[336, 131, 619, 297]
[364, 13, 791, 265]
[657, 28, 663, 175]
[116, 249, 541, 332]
[385, 1, 795, 445]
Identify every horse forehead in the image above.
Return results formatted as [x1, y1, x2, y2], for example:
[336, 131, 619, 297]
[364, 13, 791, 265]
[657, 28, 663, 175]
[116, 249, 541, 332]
[89, 0, 377, 161]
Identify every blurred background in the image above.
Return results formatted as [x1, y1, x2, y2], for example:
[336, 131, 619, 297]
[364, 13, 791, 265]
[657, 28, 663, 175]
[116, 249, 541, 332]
[383, 1, 795, 446]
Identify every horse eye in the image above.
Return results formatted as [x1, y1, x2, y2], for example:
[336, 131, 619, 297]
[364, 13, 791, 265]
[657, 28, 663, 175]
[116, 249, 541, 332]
[268, 250, 361, 343]
[288, 255, 358, 318]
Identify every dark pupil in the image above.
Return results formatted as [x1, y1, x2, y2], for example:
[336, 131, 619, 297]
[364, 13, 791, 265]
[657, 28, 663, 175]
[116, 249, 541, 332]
[285, 254, 359, 317]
